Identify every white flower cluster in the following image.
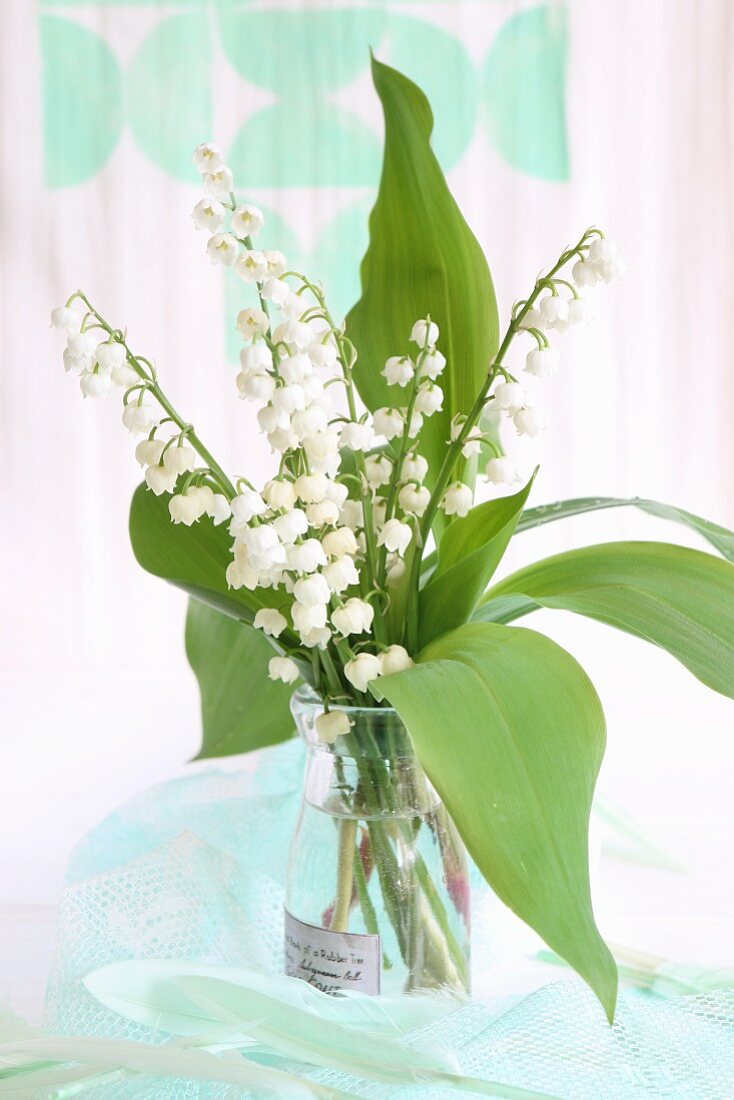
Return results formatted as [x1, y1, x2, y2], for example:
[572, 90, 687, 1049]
[53, 304, 140, 399]
[188, 143, 443, 692]
[480, 232, 626, 487]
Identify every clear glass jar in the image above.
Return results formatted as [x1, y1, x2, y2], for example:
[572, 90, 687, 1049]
[285, 686, 470, 996]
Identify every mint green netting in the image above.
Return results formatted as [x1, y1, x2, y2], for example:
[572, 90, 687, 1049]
[44, 740, 734, 1097]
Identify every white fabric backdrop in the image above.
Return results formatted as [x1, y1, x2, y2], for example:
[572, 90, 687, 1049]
[1, 0, 733, 977]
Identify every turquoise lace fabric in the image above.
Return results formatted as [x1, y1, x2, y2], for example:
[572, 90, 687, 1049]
[44, 740, 734, 1097]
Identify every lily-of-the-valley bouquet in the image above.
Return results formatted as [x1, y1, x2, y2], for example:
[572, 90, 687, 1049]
[54, 59, 734, 1019]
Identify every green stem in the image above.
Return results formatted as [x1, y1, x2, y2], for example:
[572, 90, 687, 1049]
[404, 230, 594, 651]
[331, 818, 357, 932]
[73, 292, 235, 499]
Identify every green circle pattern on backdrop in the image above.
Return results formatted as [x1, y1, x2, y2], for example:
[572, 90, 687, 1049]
[39, 3, 569, 353]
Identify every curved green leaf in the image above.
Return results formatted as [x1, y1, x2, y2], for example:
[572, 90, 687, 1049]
[128, 483, 287, 626]
[418, 476, 535, 646]
[378, 621, 617, 1020]
[347, 57, 498, 495]
[185, 601, 296, 760]
[516, 496, 734, 561]
[478, 541, 734, 700]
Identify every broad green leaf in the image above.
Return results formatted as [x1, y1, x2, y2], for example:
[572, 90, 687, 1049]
[378, 621, 617, 1020]
[185, 601, 296, 760]
[477, 541, 734, 700]
[516, 495, 734, 561]
[346, 57, 499, 496]
[418, 476, 535, 646]
[129, 483, 287, 626]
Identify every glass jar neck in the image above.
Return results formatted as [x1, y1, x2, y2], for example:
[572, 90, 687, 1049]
[290, 686, 438, 819]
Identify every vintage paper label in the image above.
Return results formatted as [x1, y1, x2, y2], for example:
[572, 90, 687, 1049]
[284, 909, 381, 995]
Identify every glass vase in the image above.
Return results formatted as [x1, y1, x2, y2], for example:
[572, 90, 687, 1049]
[285, 686, 470, 997]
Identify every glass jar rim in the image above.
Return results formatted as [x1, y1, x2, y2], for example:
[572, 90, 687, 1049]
[291, 683, 398, 717]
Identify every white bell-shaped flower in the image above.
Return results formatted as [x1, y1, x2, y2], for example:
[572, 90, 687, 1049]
[202, 165, 234, 197]
[339, 421, 375, 452]
[420, 348, 446, 381]
[235, 250, 269, 283]
[231, 489, 267, 524]
[295, 472, 329, 503]
[291, 405, 328, 441]
[94, 341, 126, 371]
[292, 600, 328, 636]
[398, 483, 430, 517]
[373, 408, 404, 441]
[364, 454, 393, 489]
[513, 406, 546, 438]
[257, 404, 288, 434]
[263, 250, 287, 276]
[401, 453, 428, 483]
[293, 573, 331, 608]
[122, 400, 156, 434]
[344, 652, 383, 692]
[207, 494, 231, 525]
[287, 538, 328, 573]
[135, 438, 166, 467]
[410, 319, 439, 347]
[112, 363, 140, 388]
[279, 353, 313, 384]
[340, 500, 364, 530]
[566, 298, 589, 325]
[263, 479, 297, 512]
[324, 479, 349, 509]
[169, 491, 202, 526]
[273, 318, 313, 351]
[572, 259, 599, 288]
[236, 308, 269, 340]
[300, 625, 332, 649]
[486, 455, 522, 486]
[304, 430, 340, 475]
[237, 370, 276, 402]
[332, 597, 374, 637]
[191, 142, 223, 174]
[145, 463, 178, 496]
[273, 508, 309, 544]
[493, 381, 526, 412]
[79, 370, 112, 398]
[51, 302, 85, 333]
[272, 384, 306, 415]
[315, 710, 350, 744]
[525, 347, 560, 378]
[539, 295, 568, 325]
[382, 356, 414, 387]
[253, 609, 286, 639]
[261, 276, 290, 308]
[67, 330, 100, 358]
[207, 233, 239, 267]
[306, 500, 340, 528]
[518, 307, 546, 332]
[377, 517, 412, 556]
[231, 204, 265, 238]
[268, 656, 300, 684]
[380, 645, 414, 675]
[192, 197, 225, 233]
[414, 383, 443, 416]
[239, 344, 273, 373]
[323, 555, 359, 594]
[267, 427, 299, 454]
[163, 444, 197, 474]
[310, 339, 339, 370]
[440, 482, 473, 518]
[322, 527, 358, 558]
